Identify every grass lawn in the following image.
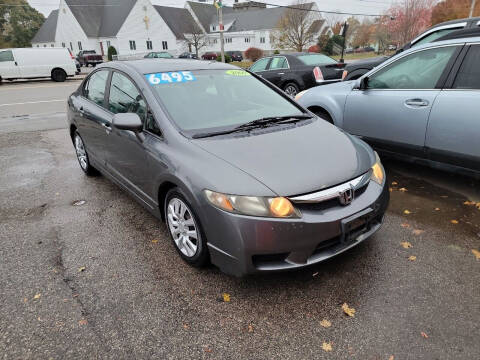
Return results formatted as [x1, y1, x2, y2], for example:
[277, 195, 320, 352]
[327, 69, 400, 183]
[230, 61, 253, 69]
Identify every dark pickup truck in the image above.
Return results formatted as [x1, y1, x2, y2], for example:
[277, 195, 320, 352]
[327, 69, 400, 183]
[77, 50, 103, 67]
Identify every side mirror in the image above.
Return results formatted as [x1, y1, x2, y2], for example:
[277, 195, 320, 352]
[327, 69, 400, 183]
[355, 76, 369, 90]
[112, 113, 143, 132]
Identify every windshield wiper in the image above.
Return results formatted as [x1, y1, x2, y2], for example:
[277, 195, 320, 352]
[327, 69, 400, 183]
[192, 114, 312, 139]
[234, 114, 312, 131]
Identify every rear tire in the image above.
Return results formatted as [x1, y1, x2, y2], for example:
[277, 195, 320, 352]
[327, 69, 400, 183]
[165, 188, 209, 268]
[73, 131, 98, 176]
[52, 69, 67, 82]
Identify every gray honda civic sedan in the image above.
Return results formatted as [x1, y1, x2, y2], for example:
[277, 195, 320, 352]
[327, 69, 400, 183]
[67, 59, 389, 276]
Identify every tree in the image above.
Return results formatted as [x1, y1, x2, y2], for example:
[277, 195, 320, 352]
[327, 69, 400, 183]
[344, 17, 360, 48]
[183, 22, 207, 57]
[385, 0, 433, 47]
[0, 0, 45, 48]
[272, 1, 319, 52]
[107, 46, 117, 61]
[352, 20, 374, 49]
[431, 0, 480, 25]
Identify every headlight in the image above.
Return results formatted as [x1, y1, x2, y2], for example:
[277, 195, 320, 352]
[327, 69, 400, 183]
[370, 152, 385, 185]
[204, 190, 300, 218]
[295, 90, 308, 101]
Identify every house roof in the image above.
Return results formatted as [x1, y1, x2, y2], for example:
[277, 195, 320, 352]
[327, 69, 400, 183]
[186, 1, 234, 33]
[65, 0, 136, 38]
[308, 19, 326, 34]
[31, 10, 58, 43]
[154, 6, 198, 40]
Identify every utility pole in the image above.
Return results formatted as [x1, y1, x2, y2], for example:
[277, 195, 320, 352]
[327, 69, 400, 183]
[340, 22, 349, 63]
[469, 0, 477, 18]
[215, 0, 225, 62]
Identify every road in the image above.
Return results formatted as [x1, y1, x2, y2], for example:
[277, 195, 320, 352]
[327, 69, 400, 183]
[0, 81, 479, 359]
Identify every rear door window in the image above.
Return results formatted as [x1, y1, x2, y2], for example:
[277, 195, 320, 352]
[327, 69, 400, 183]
[84, 70, 109, 107]
[0, 50, 14, 62]
[452, 45, 480, 89]
[269, 57, 288, 70]
[412, 27, 463, 47]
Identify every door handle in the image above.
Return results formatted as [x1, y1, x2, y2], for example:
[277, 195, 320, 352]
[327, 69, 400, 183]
[277, 72, 285, 75]
[405, 99, 429, 107]
[78, 106, 85, 116]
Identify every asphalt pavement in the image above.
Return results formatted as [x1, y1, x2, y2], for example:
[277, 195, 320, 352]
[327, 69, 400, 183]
[0, 80, 479, 359]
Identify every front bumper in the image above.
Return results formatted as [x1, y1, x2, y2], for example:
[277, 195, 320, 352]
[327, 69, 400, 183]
[202, 180, 389, 277]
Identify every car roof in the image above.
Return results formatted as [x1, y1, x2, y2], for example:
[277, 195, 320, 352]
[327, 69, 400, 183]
[102, 59, 237, 74]
[431, 16, 480, 29]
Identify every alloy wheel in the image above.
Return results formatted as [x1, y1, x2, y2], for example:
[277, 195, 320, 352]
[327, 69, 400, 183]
[74, 135, 88, 170]
[167, 198, 199, 258]
[284, 85, 298, 97]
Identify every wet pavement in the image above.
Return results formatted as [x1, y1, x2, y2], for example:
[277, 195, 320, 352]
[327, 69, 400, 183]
[0, 108, 479, 358]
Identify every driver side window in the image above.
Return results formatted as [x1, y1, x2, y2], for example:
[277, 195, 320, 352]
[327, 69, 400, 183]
[108, 72, 147, 121]
[368, 46, 457, 90]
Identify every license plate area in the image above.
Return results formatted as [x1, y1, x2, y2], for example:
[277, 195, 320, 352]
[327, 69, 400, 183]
[341, 207, 373, 245]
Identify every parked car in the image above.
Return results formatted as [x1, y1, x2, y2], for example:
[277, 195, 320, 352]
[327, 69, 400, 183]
[249, 53, 346, 97]
[67, 59, 388, 276]
[296, 37, 480, 174]
[342, 16, 480, 80]
[77, 50, 103, 67]
[226, 51, 243, 62]
[144, 51, 174, 59]
[178, 52, 198, 59]
[202, 52, 218, 60]
[0, 47, 76, 83]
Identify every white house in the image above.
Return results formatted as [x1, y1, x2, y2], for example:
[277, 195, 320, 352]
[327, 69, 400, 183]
[32, 0, 332, 57]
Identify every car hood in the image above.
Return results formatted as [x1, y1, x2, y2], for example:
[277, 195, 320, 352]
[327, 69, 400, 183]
[192, 119, 374, 196]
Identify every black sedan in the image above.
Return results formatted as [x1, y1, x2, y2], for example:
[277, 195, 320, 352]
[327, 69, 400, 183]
[179, 52, 198, 59]
[249, 53, 346, 97]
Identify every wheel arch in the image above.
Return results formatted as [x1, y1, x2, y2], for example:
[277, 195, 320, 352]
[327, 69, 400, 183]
[69, 124, 77, 143]
[307, 106, 334, 124]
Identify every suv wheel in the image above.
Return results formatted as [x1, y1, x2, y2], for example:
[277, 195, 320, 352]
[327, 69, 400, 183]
[284, 82, 299, 97]
[165, 189, 209, 267]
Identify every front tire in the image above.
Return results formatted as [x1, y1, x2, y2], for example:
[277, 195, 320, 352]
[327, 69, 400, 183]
[52, 69, 67, 82]
[165, 189, 209, 267]
[73, 131, 98, 176]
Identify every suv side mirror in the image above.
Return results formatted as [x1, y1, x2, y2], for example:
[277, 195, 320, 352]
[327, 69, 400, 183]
[357, 76, 369, 90]
[112, 113, 143, 132]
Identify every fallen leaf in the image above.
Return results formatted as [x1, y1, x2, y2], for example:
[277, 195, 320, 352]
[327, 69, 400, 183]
[312, 272, 319, 277]
[408, 255, 417, 261]
[391, 181, 398, 185]
[464, 201, 476, 206]
[440, 195, 448, 198]
[389, 187, 393, 192]
[400, 241, 412, 249]
[451, 220, 459, 224]
[322, 342, 333, 352]
[78, 319, 88, 326]
[403, 210, 411, 215]
[412, 229, 424, 235]
[472, 249, 480, 260]
[151, 239, 159, 244]
[320, 319, 331, 328]
[33, 293, 41, 300]
[204, 347, 212, 353]
[434, 208, 440, 211]
[399, 187, 408, 192]
[401, 223, 410, 228]
[421, 331, 428, 338]
[183, 323, 189, 330]
[23, 298, 28, 303]
[78, 266, 86, 272]
[72, 200, 86, 206]
[342, 303, 356, 317]
[476, 203, 480, 210]
[248, 324, 254, 333]
[388, 356, 395, 360]
[222, 293, 231, 302]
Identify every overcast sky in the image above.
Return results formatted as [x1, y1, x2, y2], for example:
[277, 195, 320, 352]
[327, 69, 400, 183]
[27, 0, 398, 20]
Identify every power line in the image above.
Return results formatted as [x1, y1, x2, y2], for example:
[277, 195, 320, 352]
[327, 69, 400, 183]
[254, 2, 391, 17]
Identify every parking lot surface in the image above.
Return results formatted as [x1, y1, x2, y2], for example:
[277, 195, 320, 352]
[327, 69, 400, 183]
[0, 81, 479, 359]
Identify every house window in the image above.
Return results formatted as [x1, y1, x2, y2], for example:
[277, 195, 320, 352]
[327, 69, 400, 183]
[146, 40, 153, 50]
[162, 41, 168, 50]
[129, 40, 136, 50]
[62, 42, 65, 48]
[78, 41, 82, 50]
[260, 37, 266, 44]
[70, 42, 73, 50]
[245, 37, 250, 43]
[213, 39, 217, 44]
[36, 45, 39, 47]
[226, 37, 232, 43]
[212, 25, 216, 31]
[106, 40, 111, 48]
[43, 44, 47, 47]
[51, 44, 54, 47]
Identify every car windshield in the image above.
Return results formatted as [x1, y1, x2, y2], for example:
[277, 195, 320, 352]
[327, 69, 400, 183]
[296, 54, 337, 65]
[145, 69, 304, 134]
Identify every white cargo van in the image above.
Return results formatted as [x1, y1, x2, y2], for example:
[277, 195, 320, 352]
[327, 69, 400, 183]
[0, 47, 77, 83]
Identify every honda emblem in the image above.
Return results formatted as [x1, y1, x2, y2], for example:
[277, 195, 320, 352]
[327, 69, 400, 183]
[339, 187, 354, 205]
